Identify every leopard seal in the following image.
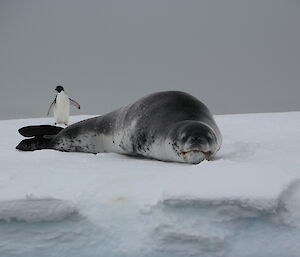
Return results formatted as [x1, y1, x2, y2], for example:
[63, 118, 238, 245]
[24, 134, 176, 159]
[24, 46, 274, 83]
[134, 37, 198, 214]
[16, 91, 222, 164]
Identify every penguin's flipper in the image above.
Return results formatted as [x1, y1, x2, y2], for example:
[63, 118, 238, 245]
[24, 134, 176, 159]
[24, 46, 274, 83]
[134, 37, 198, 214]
[16, 137, 53, 151]
[69, 98, 80, 109]
[18, 125, 63, 137]
[47, 99, 56, 116]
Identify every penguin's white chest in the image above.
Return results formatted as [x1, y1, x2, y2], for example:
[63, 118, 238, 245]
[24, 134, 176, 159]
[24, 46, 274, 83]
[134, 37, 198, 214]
[54, 92, 70, 125]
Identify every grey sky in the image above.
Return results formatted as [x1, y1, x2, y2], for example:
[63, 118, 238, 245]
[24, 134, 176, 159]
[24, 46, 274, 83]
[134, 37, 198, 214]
[0, 0, 299, 120]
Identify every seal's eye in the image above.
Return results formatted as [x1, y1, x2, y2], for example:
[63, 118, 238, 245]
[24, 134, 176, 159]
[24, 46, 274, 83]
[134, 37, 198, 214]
[181, 133, 188, 141]
[206, 132, 214, 142]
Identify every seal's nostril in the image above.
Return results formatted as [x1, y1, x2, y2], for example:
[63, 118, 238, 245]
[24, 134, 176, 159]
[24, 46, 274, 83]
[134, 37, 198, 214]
[191, 137, 204, 144]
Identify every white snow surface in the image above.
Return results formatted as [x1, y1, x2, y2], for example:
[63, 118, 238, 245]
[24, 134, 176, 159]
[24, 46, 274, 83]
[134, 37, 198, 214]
[0, 112, 300, 257]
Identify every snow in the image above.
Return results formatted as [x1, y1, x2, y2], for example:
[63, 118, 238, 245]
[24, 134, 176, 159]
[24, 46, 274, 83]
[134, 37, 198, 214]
[0, 198, 77, 222]
[0, 112, 300, 257]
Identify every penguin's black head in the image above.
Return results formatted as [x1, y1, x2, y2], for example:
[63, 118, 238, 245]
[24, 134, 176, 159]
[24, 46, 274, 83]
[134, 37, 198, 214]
[55, 85, 64, 93]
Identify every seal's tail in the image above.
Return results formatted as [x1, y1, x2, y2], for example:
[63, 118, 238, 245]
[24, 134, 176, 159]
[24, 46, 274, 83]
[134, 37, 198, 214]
[16, 125, 63, 151]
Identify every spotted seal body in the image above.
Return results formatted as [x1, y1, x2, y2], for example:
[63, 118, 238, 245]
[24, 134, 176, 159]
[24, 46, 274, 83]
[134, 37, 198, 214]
[17, 91, 222, 164]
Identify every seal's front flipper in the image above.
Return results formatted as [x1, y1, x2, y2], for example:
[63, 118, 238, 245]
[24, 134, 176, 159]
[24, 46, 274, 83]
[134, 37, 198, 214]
[16, 137, 53, 151]
[18, 125, 63, 137]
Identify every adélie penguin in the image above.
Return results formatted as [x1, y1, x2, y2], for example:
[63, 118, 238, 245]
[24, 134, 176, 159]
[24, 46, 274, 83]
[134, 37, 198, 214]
[47, 85, 80, 125]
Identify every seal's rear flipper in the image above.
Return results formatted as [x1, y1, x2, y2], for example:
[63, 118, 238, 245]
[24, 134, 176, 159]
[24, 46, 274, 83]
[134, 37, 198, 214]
[18, 125, 63, 137]
[16, 125, 61, 151]
[16, 137, 54, 151]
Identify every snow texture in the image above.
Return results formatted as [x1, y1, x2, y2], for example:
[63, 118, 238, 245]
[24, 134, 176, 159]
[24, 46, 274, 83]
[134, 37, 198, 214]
[0, 112, 300, 257]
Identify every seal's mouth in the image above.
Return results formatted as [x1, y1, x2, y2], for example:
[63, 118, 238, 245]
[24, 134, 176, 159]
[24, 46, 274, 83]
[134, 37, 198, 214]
[180, 150, 212, 160]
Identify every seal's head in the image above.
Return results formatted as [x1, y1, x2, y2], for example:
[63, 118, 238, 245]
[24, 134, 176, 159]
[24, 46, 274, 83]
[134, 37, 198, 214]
[168, 121, 219, 164]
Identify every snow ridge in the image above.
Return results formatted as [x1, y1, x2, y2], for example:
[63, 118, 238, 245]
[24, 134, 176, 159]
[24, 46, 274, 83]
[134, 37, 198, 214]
[150, 180, 300, 257]
[0, 198, 78, 222]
